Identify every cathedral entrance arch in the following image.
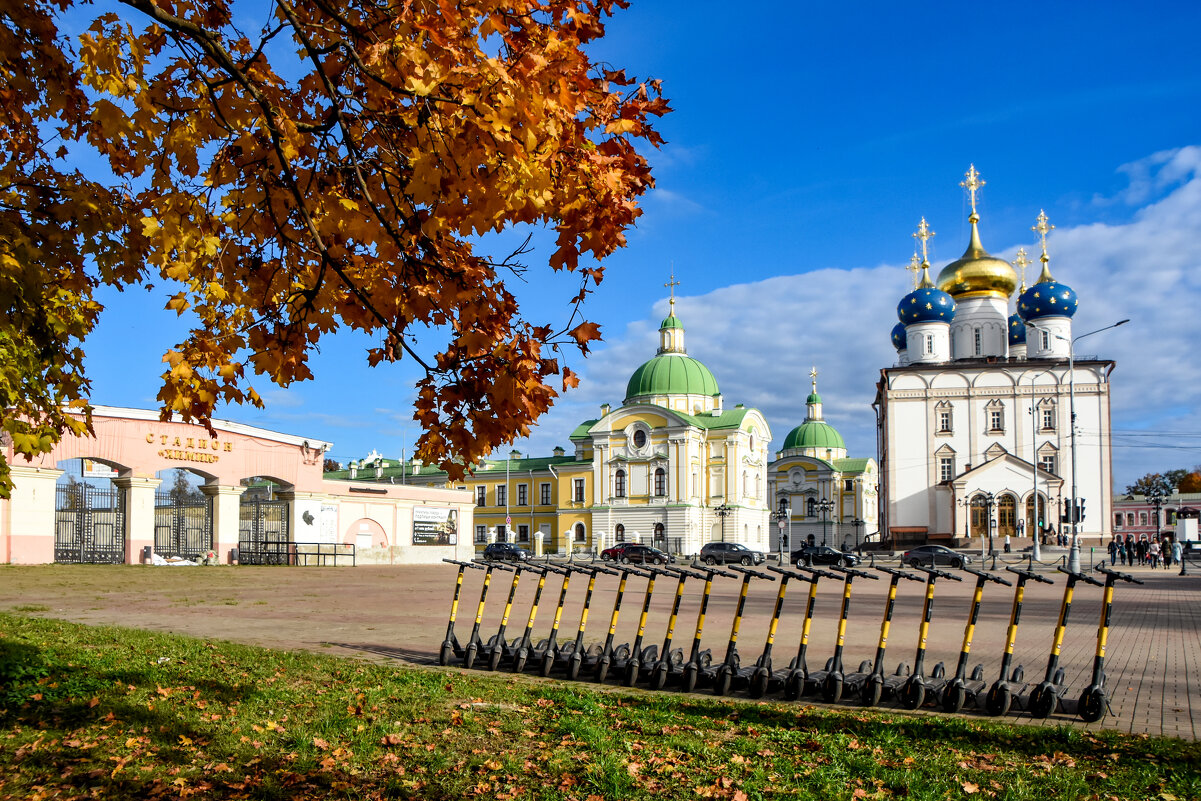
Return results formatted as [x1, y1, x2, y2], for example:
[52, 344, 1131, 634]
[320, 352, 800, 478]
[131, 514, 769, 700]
[969, 495, 989, 540]
[54, 459, 126, 564]
[997, 494, 1017, 540]
[154, 468, 213, 560]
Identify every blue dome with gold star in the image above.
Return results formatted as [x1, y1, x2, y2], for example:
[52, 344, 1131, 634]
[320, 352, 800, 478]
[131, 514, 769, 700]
[1008, 314, 1026, 345]
[1018, 281, 1078, 321]
[891, 322, 907, 350]
[898, 286, 956, 325]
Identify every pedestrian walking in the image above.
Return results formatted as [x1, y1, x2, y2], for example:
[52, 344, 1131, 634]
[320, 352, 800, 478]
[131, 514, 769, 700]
[1172, 538, 1183, 570]
[1149, 539, 1161, 569]
[1004, 533, 1012, 554]
[1108, 537, 1119, 566]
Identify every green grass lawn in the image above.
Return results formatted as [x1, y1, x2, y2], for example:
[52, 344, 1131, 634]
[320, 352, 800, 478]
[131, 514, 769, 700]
[1, 613, 1197, 800]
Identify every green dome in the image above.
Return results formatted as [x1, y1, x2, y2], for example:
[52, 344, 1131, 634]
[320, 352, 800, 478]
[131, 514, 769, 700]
[660, 314, 684, 329]
[806, 391, 821, 405]
[782, 420, 846, 451]
[625, 353, 719, 401]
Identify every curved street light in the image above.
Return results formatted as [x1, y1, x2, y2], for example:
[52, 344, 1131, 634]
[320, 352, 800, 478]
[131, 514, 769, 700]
[817, 498, 835, 547]
[714, 502, 732, 543]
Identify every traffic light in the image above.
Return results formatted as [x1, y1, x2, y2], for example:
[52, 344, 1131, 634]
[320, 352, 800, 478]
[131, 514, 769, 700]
[1075, 498, 1086, 523]
[1060, 498, 1071, 523]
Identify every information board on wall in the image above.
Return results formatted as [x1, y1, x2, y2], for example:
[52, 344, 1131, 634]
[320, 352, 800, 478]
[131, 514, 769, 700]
[412, 506, 458, 546]
[318, 504, 338, 544]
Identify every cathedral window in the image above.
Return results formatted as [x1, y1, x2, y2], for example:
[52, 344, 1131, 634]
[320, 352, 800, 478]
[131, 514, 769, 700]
[1040, 330, 1050, 350]
[517, 484, 528, 506]
[633, 429, 647, 448]
[615, 469, 626, 498]
[937, 403, 953, 433]
[1039, 454, 1056, 474]
[475, 486, 486, 507]
[654, 468, 667, 496]
[939, 457, 954, 482]
[806, 498, 816, 518]
[974, 328, 982, 356]
[924, 334, 934, 355]
[1041, 407, 1055, 431]
[540, 483, 551, 505]
[573, 479, 585, 502]
[574, 522, 586, 542]
[987, 403, 1004, 432]
[615, 523, 625, 542]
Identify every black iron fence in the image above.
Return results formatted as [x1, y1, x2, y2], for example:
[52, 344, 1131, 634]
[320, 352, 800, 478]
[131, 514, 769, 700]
[55, 482, 125, 563]
[236, 541, 355, 567]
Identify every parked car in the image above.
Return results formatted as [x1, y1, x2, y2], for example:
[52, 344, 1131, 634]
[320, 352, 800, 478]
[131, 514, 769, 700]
[791, 545, 861, 569]
[901, 544, 972, 569]
[600, 542, 639, 561]
[618, 545, 676, 565]
[482, 542, 531, 562]
[699, 542, 765, 566]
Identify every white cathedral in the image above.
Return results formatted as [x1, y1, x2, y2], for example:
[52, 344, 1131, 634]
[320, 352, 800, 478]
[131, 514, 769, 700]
[875, 166, 1116, 551]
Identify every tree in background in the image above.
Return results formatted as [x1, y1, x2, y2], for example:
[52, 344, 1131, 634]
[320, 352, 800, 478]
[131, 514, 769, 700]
[1126, 473, 1174, 497]
[1178, 472, 1201, 493]
[1, 0, 667, 496]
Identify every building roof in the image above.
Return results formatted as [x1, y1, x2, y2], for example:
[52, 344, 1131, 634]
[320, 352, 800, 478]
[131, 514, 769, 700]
[625, 353, 720, 401]
[781, 420, 846, 451]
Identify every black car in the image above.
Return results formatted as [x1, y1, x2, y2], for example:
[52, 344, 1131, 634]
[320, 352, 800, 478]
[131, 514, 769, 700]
[791, 545, 860, 569]
[482, 542, 531, 562]
[618, 545, 676, 565]
[699, 542, 765, 566]
[901, 544, 972, 569]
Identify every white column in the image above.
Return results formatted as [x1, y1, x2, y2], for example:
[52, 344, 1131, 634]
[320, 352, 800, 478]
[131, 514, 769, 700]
[6, 466, 62, 564]
[114, 476, 159, 563]
[200, 484, 246, 563]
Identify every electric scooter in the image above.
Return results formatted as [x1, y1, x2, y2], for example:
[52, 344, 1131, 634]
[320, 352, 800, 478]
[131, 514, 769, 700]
[711, 566, 776, 696]
[461, 560, 514, 669]
[804, 565, 880, 703]
[1076, 564, 1144, 723]
[679, 565, 738, 692]
[929, 566, 1012, 713]
[781, 565, 842, 700]
[897, 565, 963, 709]
[634, 566, 698, 688]
[531, 562, 579, 677]
[439, 558, 487, 666]
[560, 563, 621, 680]
[744, 564, 799, 698]
[613, 565, 672, 685]
[587, 563, 652, 683]
[983, 566, 1054, 716]
[1026, 566, 1104, 718]
[842, 563, 924, 706]
[484, 559, 530, 670]
[511, 563, 571, 673]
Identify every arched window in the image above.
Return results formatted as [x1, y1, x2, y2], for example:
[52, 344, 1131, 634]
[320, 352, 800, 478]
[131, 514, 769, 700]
[615, 469, 626, 498]
[806, 498, 816, 518]
[615, 523, 625, 542]
[998, 494, 1017, 537]
[653, 522, 665, 547]
[778, 497, 789, 514]
[654, 467, 666, 496]
[574, 522, 586, 542]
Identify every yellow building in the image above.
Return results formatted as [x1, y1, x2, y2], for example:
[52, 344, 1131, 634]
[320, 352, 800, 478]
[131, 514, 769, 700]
[337, 302, 775, 555]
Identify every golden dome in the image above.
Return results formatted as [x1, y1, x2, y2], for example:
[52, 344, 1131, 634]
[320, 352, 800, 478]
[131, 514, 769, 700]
[936, 213, 1018, 299]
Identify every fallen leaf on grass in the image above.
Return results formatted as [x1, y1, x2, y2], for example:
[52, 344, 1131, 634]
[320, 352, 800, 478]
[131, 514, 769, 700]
[963, 781, 979, 794]
[312, 737, 329, 750]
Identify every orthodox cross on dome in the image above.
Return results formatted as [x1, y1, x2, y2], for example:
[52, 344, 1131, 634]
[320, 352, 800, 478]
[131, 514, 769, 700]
[809, 365, 818, 393]
[664, 270, 680, 314]
[912, 217, 935, 263]
[1013, 247, 1032, 292]
[1032, 209, 1054, 261]
[960, 164, 985, 216]
[906, 252, 922, 289]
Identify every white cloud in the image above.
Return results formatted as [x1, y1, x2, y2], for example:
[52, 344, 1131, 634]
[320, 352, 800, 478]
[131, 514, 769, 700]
[516, 152, 1201, 491]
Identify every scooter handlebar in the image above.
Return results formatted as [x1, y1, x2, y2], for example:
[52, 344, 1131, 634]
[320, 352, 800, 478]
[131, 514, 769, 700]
[687, 563, 739, 579]
[913, 564, 964, 582]
[1005, 565, 1054, 584]
[960, 565, 1012, 586]
[574, 563, 621, 577]
[727, 564, 777, 581]
[1057, 566, 1104, 586]
[766, 564, 799, 578]
[795, 565, 843, 581]
[473, 559, 516, 573]
[872, 564, 925, 582]
[442, 558, 486, 571]
[1094, 564, 1144, 585]
[828, 564, 879, 581]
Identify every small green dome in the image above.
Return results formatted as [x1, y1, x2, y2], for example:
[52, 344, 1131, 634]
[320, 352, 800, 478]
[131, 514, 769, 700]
[806, 391, 821, 405]
[660, 314, 684, 329]
[625, 354, 719, 401]
[782, 420, 846, 451]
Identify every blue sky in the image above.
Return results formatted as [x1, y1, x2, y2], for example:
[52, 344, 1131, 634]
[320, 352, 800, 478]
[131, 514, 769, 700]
[80, 1, 1201, 492]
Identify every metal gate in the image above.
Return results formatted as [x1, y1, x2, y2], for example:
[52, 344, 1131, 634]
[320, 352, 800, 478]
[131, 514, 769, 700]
[238, 498, 290, 565]
[154, 490, 213, 559]
[55, 482, 126, 563]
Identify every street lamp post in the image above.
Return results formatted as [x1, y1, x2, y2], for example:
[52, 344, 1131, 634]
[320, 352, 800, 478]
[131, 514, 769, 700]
[817, 498, 835, 547]
[1146, 486, 1166, 538]
[772, 506, 791, 561]
[1032, 319, 1129, 574]
[852, 518, 865, 552]
[715, 503, 732, 543]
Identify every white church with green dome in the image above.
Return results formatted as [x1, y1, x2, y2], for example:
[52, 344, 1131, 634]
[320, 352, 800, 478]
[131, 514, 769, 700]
[767, 369, 879, 551]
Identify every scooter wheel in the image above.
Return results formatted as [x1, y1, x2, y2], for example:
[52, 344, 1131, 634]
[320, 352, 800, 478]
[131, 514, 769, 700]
[682, 664, 699, 693]
[566, 654, 582, 681]
[439, 641, 454, 667]
[782, 670, 804, 701]
[713, 667, 733, 697]
[985, 684, 1011, 717]
[1010, 665, 1024, 683]
[862, 676, 883, 707]
[487, 646, 503, 672]
[649, 663, 669, 691]
[463, 642, 478, 669]
[823, 674, 844, 704]
[942, 684, 967, 714]
[512, 650, 527, 674]
[622, 660, 640, 688]
[1029, 684, 1056, 719]
[595, 657, 610, 684]
[969, 664, 984, 681]
[900, 678, 925, 710]
[748, 668, 769, 699]
[539, 652, 555, 678]
[1078, 687, 1106, 723]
